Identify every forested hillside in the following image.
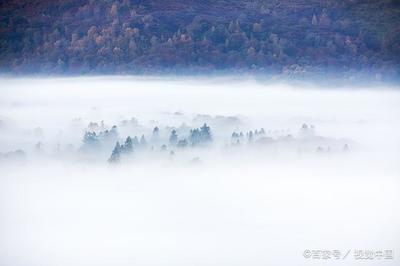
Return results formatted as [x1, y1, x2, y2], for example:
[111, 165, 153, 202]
[1, 0, 399, 79]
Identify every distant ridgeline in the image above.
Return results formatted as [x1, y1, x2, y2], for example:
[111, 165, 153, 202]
[1, 0, 399, 81]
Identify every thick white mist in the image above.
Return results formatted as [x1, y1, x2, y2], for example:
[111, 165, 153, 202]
[0, 77, 399, 266]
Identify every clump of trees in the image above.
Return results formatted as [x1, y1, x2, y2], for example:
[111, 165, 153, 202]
[107, 122, 212, 162]
[232, 128, 265, 143]
[81, 131, 100, 151]
[189, 123, 212, 146]
[108, 136, 134, 163]
[80, 124, 119, 152]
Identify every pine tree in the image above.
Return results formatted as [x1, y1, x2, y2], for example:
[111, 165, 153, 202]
[132, 136, 139, 147]
[108, 141, 122, 163]
[152, 126, 159, 137]
[200, 123, 212, 142]
[248, 131, 254, 142]
[140, 135, 147, 147]
[189, 128, 200, 145]
[169, 129, 178, 145]
[110, 125, 118, 137]
[123, 136, 133, 154]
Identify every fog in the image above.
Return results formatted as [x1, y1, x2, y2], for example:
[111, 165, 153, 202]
[0, 77, 399, 266]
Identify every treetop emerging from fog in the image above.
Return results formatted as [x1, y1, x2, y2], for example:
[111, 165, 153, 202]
[0, 0, 399, 81]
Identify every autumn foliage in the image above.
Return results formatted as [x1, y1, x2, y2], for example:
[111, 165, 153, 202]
[0, 0, 399, 79]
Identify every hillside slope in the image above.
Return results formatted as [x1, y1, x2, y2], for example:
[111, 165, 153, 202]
[1, 0, 399, 79]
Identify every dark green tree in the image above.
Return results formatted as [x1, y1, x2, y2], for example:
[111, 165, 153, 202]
[108, 141, 122, 163]
[152, 127, 159, 138]
[200, 123, 212, 142]
[123, 136, 133, 154]
[169, 129, 178, 145]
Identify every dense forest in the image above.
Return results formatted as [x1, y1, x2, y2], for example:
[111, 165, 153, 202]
[1, 0, 399, 80]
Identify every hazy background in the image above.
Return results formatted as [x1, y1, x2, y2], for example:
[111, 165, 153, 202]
[0, 77, 399, 266]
